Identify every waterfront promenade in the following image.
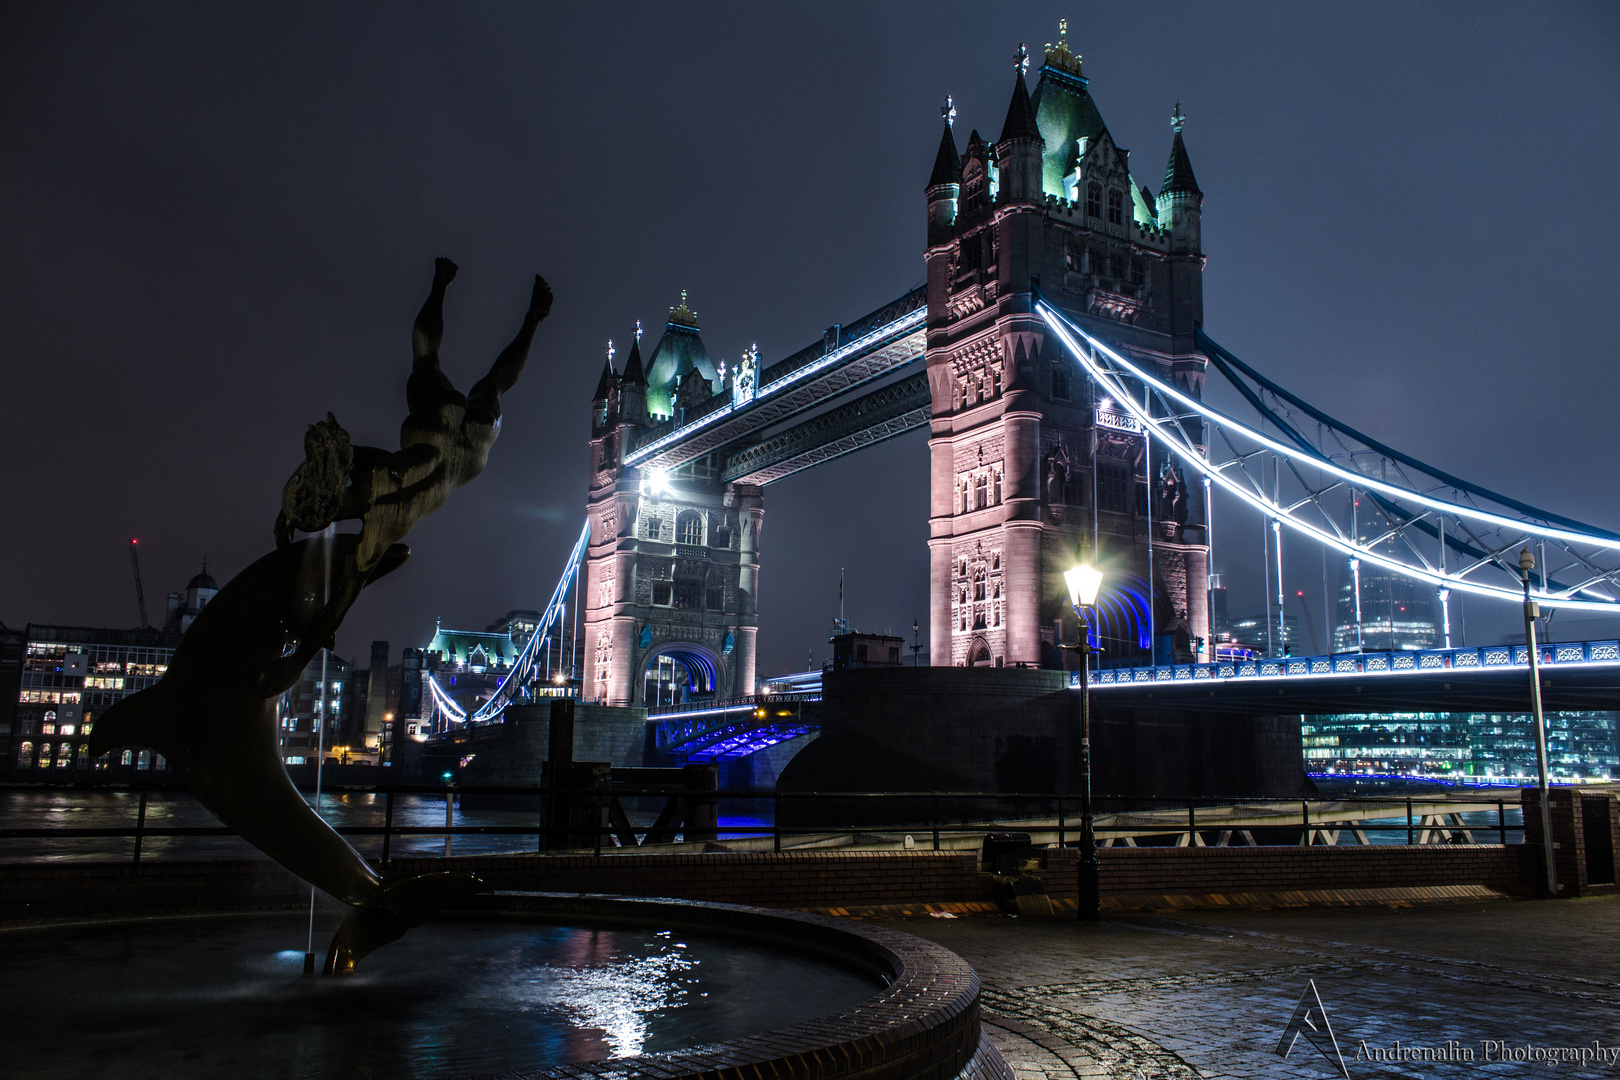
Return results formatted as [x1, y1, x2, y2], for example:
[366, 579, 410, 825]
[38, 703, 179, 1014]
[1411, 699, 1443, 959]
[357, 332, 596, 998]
[901, 897, 1620, 1079]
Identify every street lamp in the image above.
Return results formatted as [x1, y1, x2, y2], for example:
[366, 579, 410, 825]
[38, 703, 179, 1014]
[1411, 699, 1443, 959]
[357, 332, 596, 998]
[1519, 548, 1558, 896]
[1062, 564, 1104, 922]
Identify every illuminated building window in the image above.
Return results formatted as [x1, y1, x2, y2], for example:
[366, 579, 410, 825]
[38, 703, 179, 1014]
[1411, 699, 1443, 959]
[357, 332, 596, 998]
[15, 741, 31, 767]
[121, 750, 133, 766]
[676, 511, 704, 547]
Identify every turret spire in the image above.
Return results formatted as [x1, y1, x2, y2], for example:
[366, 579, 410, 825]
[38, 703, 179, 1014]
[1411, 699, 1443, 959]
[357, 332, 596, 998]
[620, 332, 646, 384]
[928, 99, 962, 189]
[592, 340, 616, 401]
[1161, 104, 1202, 199]
[998, 51, 1040, 144]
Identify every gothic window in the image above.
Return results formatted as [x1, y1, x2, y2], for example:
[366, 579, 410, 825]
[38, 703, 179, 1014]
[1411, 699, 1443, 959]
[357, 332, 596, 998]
[652, 582, 673, 606]
[991, 469, 1002, 505]
[994, 601, 1001, 627]
[992, 551, 1001, 570]
[1065, 471, 1091, 508]
[1107, 188, 1123, 225]
[1109, 253, 1126, 281]
[676, 510, 704, 547]
[1131, 259, 1145, 286]
[974, 474, 988, 510]
[1098, 462, 1131, 513]
[960, 559, 968, 577]
[974, 568, 987, 601]
[640, 515, 662, 541]
[1052, 366, 1070, 401]
[1065, 242, 1082, 272]
[1085, 182, 1101, 219]
[990, 366, 1001, 397]
[973, 609, 987, 630]
[960, 479, 970, 514]
[1135, 478, 1150, 517]
[705, 587, 724, 610]
[1089, 247, 1106, 274]
[14, 741, 30, 767]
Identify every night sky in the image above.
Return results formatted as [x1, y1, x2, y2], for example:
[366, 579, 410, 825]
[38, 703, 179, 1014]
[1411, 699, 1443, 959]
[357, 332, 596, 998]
[4, 3, 1618, 676]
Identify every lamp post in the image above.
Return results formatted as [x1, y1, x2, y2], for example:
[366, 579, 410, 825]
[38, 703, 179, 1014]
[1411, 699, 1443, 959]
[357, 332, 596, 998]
[1062, 564, 1104, 922]
[1519, 548, 1558, 896]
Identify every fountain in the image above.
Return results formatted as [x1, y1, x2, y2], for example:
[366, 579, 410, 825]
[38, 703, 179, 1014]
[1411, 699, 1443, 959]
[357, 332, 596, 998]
[54, 259, 1009, 1080]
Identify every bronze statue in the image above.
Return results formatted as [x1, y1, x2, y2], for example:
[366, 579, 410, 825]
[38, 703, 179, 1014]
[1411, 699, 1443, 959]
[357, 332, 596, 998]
[90, 259, 552, 974]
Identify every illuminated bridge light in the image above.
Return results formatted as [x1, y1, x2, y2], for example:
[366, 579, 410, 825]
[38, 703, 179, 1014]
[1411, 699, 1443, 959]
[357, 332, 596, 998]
[1073, 638, 1620, 690]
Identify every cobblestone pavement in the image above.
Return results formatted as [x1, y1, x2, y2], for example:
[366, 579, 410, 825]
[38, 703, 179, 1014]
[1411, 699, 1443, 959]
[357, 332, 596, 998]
[888, 896, 1620, 1079]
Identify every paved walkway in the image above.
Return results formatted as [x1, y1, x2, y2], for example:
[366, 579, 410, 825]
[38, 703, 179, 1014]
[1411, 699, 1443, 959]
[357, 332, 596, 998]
[889, 896, 1620, 1079]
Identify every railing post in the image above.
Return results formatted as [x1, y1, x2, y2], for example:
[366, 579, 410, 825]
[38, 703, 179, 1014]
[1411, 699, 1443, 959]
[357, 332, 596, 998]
[1406, 797, 1414, 845]
[132, 789, 148, 864]
[1498, 799, 1507, 846]
[1300, 799, 1310, 846]
[1188, 800, 1197, 846]
[932, 793, 940, 851]
[381, 786, 395, 867]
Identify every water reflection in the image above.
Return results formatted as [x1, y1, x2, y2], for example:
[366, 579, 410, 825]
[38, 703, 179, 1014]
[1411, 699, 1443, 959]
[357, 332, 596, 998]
[0, 915, 879, 1079]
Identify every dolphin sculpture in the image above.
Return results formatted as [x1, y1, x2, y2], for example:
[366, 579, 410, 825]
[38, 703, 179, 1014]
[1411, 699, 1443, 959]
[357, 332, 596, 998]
[90, 260, 552, 974]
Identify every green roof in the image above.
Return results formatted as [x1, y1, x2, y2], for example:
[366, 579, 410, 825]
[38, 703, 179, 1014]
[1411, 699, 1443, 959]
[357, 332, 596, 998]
[1031, 63, 1110, 199]
[644, 321, 719, 420]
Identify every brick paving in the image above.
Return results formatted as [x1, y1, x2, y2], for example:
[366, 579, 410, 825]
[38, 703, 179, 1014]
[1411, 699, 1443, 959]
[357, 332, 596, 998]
[889, 896, 1620, 1079]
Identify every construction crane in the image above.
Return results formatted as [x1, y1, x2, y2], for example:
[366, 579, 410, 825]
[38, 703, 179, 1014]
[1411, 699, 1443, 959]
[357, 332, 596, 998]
[128, 538, 149, 628]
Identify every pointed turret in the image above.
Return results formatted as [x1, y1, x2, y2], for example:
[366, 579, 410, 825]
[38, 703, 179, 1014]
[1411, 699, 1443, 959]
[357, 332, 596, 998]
[591, 344, 617, 435]
[620, 334, 645, 385]
[929, 96, 962, 188]
[1155, 104, 1203, 253]
[1159, 105, 1202, 201]
[927, 96, 962, 246]
[592, 355, 616, 402]
[618, 329, 647, 425]
[996, 45, 1044, 203]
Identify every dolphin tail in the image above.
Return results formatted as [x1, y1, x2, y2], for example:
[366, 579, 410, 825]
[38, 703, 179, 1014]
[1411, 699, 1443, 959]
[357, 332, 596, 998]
[323, 871, 486, 975]
[87, 685, 175, 760]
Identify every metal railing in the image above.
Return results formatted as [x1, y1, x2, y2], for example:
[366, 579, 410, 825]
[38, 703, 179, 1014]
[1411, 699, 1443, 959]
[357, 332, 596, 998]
[0, 782, 1527, 865]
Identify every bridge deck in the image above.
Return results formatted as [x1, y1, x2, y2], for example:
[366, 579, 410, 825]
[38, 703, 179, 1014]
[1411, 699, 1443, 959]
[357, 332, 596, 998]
[627, 288, 925, 473]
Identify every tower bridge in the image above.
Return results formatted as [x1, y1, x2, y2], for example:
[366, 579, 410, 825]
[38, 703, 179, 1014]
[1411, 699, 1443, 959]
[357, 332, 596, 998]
[420, 29, 1620, 783]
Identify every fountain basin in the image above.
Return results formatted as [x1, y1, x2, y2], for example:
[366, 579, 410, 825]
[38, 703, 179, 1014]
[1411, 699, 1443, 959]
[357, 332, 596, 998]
[0, 891, 1006, 1080]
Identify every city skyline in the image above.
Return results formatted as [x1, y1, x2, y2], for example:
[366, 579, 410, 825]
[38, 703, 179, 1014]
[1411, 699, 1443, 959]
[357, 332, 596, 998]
[4, 4, 1619, 676]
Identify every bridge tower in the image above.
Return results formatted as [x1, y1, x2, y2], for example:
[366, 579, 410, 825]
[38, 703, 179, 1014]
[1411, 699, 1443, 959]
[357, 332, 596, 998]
[582, 298, 763, 707]
[925, 32, 1211, 668]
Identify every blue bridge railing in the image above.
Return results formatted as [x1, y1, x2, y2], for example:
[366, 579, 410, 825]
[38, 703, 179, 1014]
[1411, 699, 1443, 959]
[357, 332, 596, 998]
[1076, 639, 1620, 689]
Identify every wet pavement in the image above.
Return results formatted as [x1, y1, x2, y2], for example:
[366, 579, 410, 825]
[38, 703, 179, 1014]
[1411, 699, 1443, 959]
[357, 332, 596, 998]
[891, 896, 1620, 1079]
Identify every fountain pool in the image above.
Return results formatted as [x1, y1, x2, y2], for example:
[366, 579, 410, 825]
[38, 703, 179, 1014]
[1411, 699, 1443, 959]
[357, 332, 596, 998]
[0, 911, 884, 1080]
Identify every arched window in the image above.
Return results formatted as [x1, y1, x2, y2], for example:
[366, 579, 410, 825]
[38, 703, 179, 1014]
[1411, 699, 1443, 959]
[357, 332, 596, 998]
[973, 567, 987, 601]
[974, 474, 988, 510]
[1107, 188, 1123, 225]
[121, 750, 134, 766]
[676, 510, 704, 547]
[991, 469, 1002, 505]
[15, 741, 31, 767]
[1085, 182, 1101, 219]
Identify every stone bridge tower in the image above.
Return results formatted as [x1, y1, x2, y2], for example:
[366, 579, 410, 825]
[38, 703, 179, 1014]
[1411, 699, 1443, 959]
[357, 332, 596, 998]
[925, 32, 1210, 669]
[582, 298, 763, 707]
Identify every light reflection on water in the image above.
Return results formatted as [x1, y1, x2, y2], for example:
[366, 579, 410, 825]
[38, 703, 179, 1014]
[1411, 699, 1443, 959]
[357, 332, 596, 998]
[0, 914, 880, 1079]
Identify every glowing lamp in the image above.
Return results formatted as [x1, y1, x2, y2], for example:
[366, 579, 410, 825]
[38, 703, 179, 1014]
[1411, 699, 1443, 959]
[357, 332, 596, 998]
[644, 468, 670, 496]
[1064, 564, 1103, 608]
